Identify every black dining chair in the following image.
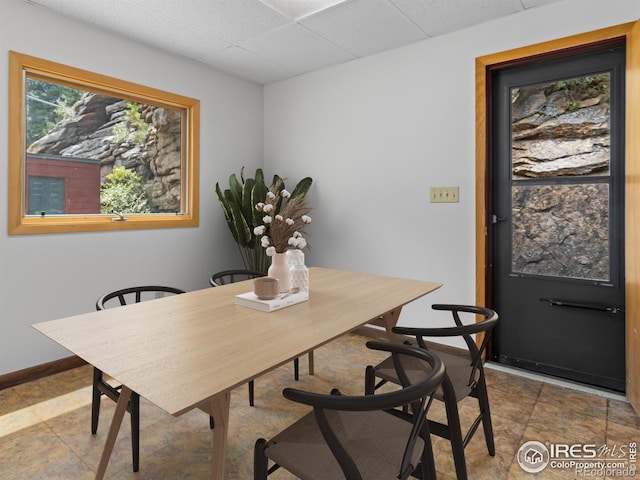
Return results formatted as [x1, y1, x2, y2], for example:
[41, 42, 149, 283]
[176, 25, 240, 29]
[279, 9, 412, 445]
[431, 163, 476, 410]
[93, 285, 214, 472]
[209, 269, 266, 287]
[365, 304, 499, 480]
[254, 341, 445, 480]
[209, 269, 314, 406]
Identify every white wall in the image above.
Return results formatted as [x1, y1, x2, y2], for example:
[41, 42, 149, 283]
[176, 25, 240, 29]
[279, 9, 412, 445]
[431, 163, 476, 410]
[264, 0, 640, 331]
[3, 0, 640, 376]
[0, 0, 264, 374]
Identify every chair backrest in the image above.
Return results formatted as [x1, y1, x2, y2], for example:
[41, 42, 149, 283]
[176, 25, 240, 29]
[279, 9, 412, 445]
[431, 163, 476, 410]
[392, 304, 498, 389]
[209, 269, 265, 287]
[96, 285, 186, 310]
[282, 341, 445, 480]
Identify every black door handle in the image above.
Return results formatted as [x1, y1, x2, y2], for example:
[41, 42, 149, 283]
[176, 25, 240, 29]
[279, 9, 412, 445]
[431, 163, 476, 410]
[539, 298, 624, 314]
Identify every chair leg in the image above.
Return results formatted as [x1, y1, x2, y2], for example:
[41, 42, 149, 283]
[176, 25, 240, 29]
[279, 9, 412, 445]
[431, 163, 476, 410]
[364, 365, 375, 395]
[476, 376, 495, 456]
[130, 392, 140, 473]
[91, 369, 102, 434]
[294, 358, 299, 381]
[416, 426, 437, 480]
[249, 380, 255, 407]
[442, 382, 468, 480]
[254, 438, 269, 479]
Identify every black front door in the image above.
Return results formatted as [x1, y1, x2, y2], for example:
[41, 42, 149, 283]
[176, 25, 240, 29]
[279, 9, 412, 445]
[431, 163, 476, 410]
[490, 42, 626, 392]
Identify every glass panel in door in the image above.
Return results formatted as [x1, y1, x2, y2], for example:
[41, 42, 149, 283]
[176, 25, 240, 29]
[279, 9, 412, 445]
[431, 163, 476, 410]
[509, 74, 614, 284]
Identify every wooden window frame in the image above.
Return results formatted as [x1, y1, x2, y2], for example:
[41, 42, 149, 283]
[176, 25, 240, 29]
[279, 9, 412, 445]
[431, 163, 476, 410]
[8, 51, 200, 234]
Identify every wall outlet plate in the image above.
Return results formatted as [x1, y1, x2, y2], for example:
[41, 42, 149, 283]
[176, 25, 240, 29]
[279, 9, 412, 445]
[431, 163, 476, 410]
[430, 186, 459, 203]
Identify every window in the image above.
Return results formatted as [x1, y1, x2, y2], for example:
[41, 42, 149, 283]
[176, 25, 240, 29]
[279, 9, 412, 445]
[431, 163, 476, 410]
[509, 73, 614, 283]
[8, 51, 200, 234]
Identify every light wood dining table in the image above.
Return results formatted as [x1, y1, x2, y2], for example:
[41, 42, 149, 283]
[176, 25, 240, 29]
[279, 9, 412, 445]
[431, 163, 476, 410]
[32, 267, 441, 479]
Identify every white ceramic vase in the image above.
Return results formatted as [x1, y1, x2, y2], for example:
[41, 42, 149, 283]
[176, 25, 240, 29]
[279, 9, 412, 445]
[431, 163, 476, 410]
[268, 252, 290, 293]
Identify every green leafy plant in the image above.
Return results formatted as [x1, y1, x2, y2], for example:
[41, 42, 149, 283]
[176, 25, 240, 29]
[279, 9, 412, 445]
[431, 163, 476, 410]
[100, 166, 151, 214]
[554, 74, 610, 111]
[127, 103, 149, 144]
[216, 167, 312, 272]
[112, 122, 129, 143]
[112, 103, 150, 145]
[53, 98, 77, 121]
[25, 78, 84, 147]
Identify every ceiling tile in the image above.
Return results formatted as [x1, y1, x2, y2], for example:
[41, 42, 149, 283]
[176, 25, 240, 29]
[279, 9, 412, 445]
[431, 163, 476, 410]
[300, 0, 428, 57]
[239, 24, 356, 73]
[520, 0, 564, 7]
[23, 0, 572, 84]
[390, 0, 523, 37]
[26, 0, 138, 26]
[258, 0, 349, 20]
[26, 0, 229, 57]
[131, 0, 292, 44]
[197, 46, 297, 84]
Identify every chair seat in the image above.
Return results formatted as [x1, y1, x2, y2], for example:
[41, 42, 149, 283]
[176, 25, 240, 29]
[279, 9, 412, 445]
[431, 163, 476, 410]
[256, 341, 445, 480]
[265, 405, 425, 479]
[373, 347, 476, 403]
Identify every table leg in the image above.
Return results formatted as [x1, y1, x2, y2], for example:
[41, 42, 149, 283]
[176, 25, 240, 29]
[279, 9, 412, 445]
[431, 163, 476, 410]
[379, 308, 403, 341]
[95, 386, 132, 480]
[209, 391, 231, 480]
[308, 351, 314, 375]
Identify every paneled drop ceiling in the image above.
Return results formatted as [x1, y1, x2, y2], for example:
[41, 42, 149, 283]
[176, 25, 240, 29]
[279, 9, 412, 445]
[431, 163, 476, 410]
[24, 0, 564, 84]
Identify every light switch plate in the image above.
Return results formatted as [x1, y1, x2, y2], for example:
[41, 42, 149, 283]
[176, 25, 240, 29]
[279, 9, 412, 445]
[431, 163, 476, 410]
[430, 186, 459, 203]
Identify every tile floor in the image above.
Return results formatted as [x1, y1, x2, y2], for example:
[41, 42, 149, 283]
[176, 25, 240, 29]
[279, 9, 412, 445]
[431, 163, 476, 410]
[1, 333, 639, 479]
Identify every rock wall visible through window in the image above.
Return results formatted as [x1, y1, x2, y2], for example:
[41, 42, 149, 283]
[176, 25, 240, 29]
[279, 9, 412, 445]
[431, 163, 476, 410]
[26, 87, 182, 215]
[510, 74, 611, 282]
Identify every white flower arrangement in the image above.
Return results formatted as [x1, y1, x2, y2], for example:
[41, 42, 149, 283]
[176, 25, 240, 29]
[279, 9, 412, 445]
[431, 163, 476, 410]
[253, 179, 311, 256]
